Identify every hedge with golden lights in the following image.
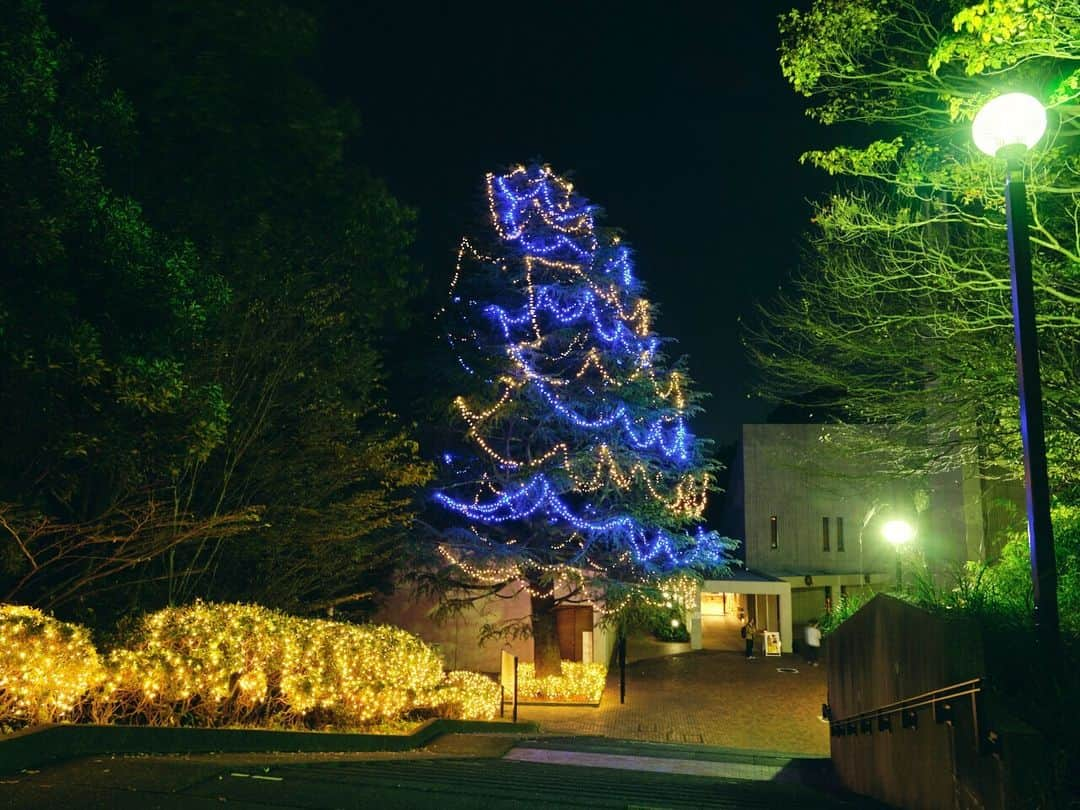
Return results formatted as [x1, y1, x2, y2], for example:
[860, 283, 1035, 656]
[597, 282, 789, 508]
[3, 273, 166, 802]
[1, 602, 501, 731]
[97, 602, 449, 728]
[0, 606, 104, 728]
[517, 661, 606, 703]
[432, 670, 502, 721]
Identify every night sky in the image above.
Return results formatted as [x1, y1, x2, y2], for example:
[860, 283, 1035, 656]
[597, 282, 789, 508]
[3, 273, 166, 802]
[320, 2, 825, 446]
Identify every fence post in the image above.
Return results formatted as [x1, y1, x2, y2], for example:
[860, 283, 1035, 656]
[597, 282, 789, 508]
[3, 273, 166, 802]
[618, 634, 627, 704]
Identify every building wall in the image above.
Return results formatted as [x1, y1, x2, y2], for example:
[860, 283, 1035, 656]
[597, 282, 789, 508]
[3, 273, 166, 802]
[376, 583, 616, 673]
[734, 423, 1017, 643]
[374, 584, 533, 673]
[740, 424, 906, 578]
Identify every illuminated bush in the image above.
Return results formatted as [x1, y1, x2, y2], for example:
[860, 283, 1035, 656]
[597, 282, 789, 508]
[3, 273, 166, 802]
[517, 661, 606, 703]
[1, 602, 501, 731]
[100, 602, 445, 728]
[430, 670, 501, 720]
[0, 606, 104, 729]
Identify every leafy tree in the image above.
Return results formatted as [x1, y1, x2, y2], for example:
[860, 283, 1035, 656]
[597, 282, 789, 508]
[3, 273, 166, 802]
[53, 0, 433, 615]
[752, 0, 1080, 496]
[423, 166, 733, 676]
[0, 0, 251, 612]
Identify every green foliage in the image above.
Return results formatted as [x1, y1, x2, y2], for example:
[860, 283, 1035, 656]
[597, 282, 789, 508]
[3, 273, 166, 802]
[756, 0, 1080, 494]
[651, 606, 691, 643]
[931, 1, 1070, 77]
[40, 0, 433, 617]
[0, 0, 241, 611]
[819, 590, 873, 636]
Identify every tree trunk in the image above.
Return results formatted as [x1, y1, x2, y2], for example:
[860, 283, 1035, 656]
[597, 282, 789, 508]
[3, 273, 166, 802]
[530, 589, 562, 678]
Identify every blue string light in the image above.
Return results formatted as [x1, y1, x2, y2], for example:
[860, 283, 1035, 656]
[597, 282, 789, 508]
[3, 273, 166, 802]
[434, 474, 728, 571]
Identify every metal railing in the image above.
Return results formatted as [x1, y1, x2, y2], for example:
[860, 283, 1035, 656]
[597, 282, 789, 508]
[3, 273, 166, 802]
[826, 677, 988, 749]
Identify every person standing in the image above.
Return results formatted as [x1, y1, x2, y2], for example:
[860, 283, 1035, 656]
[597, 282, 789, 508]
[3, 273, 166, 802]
[805, 619, 822, 666]
[742, 618, 756, 660]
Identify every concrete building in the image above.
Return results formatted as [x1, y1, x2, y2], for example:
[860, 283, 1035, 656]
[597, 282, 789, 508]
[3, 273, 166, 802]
[684, 423, 1021, 656]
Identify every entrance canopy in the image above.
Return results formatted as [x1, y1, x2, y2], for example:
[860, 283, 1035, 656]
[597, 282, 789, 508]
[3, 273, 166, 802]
[695, 570, 793, 653]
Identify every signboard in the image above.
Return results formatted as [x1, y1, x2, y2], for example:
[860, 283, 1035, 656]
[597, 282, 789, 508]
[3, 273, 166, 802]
[763, 631, 782, 657]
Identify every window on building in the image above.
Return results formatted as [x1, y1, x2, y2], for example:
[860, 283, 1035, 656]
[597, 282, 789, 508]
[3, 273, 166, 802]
[837, 517, 845, 552]
[770, 515, 778, 549]
[822, 516, 830, 551]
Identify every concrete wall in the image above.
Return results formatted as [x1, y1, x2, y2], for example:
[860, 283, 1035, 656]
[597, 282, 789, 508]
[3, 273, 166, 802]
[376, 584, 618, 673]
[740, 424, 907, 578]
[374, 584, 533, 673]
[736, 424, 1006, 582]
[781, 573, 890, 647]
[827, 594, 1058, 809]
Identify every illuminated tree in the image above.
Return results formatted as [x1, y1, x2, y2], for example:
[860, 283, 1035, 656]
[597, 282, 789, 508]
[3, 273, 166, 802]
[751, 0, 1080, 492]
[427, 166, 733, 675]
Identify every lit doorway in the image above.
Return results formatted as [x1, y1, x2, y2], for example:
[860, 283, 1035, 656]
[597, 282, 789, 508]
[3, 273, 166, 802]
[700, 592, 742, 651]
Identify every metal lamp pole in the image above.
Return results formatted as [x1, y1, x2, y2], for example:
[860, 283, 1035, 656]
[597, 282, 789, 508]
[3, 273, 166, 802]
[1001, 152, 1060, 659]
[973, 93, 1059, 662]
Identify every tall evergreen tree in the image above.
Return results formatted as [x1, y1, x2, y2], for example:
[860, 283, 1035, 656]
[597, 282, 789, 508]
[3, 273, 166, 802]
[427, 166, 733, 675]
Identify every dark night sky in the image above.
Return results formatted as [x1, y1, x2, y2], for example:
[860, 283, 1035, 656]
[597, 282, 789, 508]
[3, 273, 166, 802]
[320, 2, 826, 446]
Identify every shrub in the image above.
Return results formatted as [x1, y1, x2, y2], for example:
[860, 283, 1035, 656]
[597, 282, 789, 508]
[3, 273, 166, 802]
[99, 602, 445, 728]
[430, 671, 501, 720]
[516, 661, 606, 703]
[0, 605, 104, 729]
[819, 591, 872, 636]
[0, 601, 500, 732]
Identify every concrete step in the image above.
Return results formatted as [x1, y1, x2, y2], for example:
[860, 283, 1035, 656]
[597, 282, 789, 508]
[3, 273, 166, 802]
[217, 757, 872, 809]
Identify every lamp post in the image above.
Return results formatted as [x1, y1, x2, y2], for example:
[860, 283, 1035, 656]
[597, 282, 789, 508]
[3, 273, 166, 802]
[972, 93, 1059, 661]
[882, 519, 915, 589]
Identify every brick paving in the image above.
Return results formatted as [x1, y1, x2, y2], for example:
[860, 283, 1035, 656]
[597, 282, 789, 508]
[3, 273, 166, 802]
[517, 616, 829, 756]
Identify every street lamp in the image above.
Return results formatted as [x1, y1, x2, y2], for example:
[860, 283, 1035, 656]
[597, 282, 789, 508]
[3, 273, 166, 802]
[972, 92, 1059, 660]
[882, 519, 915, 588]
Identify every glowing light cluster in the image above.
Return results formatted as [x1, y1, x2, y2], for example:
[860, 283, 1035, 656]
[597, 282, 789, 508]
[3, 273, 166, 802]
[516, 661, 606, 703]
[99, 603, 447, 727]
[0, 603, 501, 731]
[437, 164, 733, 599]
[433, 670, 501, 720]
[0, 605, 104, 727]
[435, 474, 726, 571]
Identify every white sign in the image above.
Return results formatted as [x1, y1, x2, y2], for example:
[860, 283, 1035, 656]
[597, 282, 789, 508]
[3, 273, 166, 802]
[501, 650, 517, 693]
[763, 631, 782, 657]
[581, 631, 593, 665]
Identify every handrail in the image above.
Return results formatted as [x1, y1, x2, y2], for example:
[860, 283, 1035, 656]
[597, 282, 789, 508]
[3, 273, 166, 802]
[828, 677, 983, 739]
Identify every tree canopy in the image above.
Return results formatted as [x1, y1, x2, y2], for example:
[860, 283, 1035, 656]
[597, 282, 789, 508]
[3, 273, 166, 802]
[2, 0, 432, 621]
[752, 0, 1080, 499]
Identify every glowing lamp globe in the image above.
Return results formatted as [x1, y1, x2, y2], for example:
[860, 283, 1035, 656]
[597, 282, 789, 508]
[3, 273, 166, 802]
[972, 93, 1046, 157]
[882, 520, 915, 547]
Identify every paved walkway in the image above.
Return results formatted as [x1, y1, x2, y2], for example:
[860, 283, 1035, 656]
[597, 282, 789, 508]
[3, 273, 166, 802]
[518, 627, 829, 756]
